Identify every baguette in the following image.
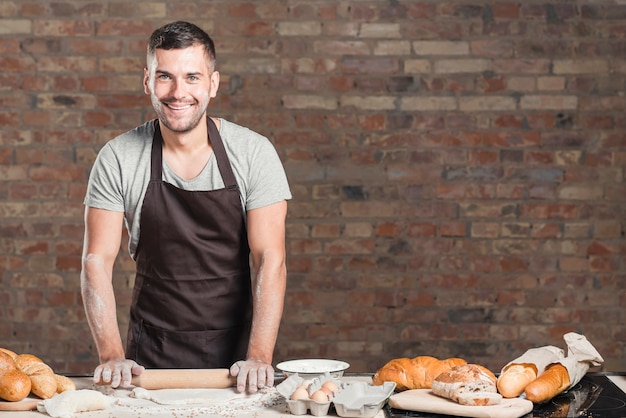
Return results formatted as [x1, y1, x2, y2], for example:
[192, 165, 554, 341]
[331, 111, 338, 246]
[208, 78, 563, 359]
[524, 363, 570, 403]
[15, 354, 57, 399]
[431, 364, 500, 405]
[497, 362, 538, 398]
[372, 356, 467, 391]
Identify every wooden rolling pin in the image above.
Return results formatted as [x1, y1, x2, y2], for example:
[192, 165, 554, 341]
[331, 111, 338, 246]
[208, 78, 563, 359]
[132, 369, 236, 389]
[100, 369, 236, 389]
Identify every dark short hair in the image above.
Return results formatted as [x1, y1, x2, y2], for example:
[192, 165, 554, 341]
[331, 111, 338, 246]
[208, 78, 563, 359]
[147, 21, 217, 69]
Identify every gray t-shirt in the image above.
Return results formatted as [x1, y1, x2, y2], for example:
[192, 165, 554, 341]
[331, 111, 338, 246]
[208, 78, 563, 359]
[84, 118, 292, 259]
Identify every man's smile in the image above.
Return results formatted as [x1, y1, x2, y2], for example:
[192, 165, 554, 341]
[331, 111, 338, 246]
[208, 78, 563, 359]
[165, 103, 193, 111]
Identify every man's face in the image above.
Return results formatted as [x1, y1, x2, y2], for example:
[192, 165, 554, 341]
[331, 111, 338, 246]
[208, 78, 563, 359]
[144, 44, 219, 134]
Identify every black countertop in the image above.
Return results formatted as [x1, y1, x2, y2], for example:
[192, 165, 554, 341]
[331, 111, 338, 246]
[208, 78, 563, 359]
[383, 372, 626, 418]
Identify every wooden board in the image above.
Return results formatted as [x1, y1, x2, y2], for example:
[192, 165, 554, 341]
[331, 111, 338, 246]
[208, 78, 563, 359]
[389, 389, 534, 418]
[0, 397, 39, 411]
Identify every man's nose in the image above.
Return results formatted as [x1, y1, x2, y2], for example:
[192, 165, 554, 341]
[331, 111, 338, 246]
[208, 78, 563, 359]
[170, 79, 187, 98]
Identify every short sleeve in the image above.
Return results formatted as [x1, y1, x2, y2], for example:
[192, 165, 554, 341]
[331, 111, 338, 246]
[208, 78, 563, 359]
[245, 137, 292, 211]
[84, 143, 125, 212]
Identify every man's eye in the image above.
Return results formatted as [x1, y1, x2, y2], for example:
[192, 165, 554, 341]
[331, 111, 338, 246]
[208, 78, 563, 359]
[188, 75, 198, 81]
[157, 74, 170, 80]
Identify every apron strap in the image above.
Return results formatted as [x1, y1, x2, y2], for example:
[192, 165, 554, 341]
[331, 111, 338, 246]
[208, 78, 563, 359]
[150, 120, 163, 181]
[150, 118, 238, 189]
[206, 117, 238, 189]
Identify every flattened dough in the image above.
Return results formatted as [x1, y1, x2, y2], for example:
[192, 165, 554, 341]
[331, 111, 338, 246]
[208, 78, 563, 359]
[131, 387, 262, 405]
[37, 389, 112, 418]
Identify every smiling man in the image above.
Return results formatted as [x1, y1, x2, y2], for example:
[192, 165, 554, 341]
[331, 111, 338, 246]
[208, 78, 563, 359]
[80, 21, 291, 393]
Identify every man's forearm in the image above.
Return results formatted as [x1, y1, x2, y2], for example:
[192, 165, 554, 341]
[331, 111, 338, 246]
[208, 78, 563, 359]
[81, 254, 125, 362]
[247, 251, 286, 364]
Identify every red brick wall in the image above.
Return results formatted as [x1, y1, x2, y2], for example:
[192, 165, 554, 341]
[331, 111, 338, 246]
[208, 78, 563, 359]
[1, 1, 624, 375]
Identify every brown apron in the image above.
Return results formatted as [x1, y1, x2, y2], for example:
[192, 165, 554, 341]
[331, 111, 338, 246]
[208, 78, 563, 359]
[126, 117, 252, 368]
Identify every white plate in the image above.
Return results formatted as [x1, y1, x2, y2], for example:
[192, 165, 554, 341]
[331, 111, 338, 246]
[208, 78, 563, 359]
[276, 358, 350, 378]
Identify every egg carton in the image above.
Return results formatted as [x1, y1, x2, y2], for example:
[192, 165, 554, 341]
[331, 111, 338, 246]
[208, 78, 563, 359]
[276, 373, 396, 417]
[276, 372, 341, 416]
[333, 381, 396, 418]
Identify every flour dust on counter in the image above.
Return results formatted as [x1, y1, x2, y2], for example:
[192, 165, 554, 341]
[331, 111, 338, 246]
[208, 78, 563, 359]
[111, 386, 287, 417]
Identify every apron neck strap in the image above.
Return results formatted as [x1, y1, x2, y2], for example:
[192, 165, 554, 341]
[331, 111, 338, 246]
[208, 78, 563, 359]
[150, 118, 238, 188]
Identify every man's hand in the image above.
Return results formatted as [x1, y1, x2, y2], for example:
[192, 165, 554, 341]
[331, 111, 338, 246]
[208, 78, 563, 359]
[94, 359, 145, 388]
[230, 359, 274, 393]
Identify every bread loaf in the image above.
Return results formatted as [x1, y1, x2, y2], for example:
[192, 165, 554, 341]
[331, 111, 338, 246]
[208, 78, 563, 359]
[497, 362, 538, 398]
[0, 350, 31, 402]
[55, 374, 76, 393]
[0, 369, 32, 402]
[524, 363, 570, 403]
[457, 391, 503, 406]
[372, 356, 467, 391]
[431, 364, 500, 406]
[0, 348, 17, 360]
[15, 354, 57, 399]
[0, 350, 16, 372]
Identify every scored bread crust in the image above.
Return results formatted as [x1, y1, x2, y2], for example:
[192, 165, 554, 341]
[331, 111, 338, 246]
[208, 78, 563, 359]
[0, 349, 75, 400]
[372, 356, 467, 391]
[15, 354, 57, 399]
[0, 351, 16, 373]
[0, 348, 18, 361]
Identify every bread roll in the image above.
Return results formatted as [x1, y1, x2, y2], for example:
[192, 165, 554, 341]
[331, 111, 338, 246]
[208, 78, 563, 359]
[497, 362, 538, 398]
[0, 351, 16, 372]
[372, 356, 467, 391]
[15, 354, 57, 399]
[524, 363, 570, 403]
[0, 348, 18, 360]
[0, 369, 32, 401]
[55, 374, 76, 393]
[14, 353, 44, 368]
[431, 364, 499, 405]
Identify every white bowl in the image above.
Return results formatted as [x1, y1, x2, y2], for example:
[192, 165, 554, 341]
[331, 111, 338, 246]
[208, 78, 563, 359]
[276, 358, 350, 378]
